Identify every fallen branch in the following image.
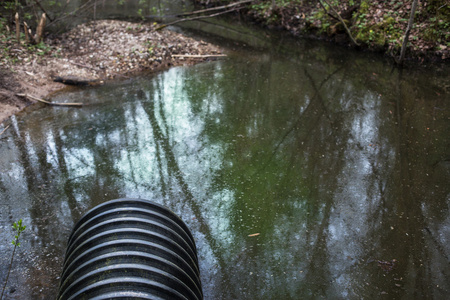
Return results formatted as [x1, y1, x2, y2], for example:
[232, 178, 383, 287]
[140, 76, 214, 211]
[176, 0, 253, 17]
[17, 93, 84, 107]
[319, 0, 360, 46]
[155, 8, 239, 31]
[53, 75, 103, 86]
[172, 54, 227, 58]
[317, 1, 339, 22]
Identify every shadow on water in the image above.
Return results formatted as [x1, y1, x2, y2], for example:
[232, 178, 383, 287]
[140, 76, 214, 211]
[1, 12, 449, 300]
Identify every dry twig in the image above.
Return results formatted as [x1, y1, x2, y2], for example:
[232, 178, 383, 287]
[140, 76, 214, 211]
[0, 125, 11, 137]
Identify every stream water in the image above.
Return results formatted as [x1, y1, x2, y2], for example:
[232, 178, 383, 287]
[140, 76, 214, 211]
[1, 6, 450, 300]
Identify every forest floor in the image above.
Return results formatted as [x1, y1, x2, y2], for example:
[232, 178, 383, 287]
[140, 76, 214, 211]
[0, 20, 223, 125]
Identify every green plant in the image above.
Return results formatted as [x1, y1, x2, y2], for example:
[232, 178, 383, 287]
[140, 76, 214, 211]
[26, 41, 52, 56]
[1, 219, 26, 300]
[1, 1, 31, 21]
[12, 219, 26, 246]
[137, 8, 144, 20]
[2, 1, 20, 11]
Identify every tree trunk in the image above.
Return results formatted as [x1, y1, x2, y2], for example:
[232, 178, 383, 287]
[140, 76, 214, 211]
[34, 13, 46, 44]
[397, 0, 419, 65]
[15, 13, 20, 43]
[24, 22, 30, 43]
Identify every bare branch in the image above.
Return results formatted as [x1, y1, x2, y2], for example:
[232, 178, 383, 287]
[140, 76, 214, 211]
[155, 8, 240, 31]
[319, 0, 360, 46]
[32, 0, 54, 22]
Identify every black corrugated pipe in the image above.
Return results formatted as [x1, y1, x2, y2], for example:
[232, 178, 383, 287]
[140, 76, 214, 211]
[57, 198, 202, 300]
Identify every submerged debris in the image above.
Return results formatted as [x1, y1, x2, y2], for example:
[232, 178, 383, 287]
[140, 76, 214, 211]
[367, 257, 398, 273]
[377, 259, 397, 273]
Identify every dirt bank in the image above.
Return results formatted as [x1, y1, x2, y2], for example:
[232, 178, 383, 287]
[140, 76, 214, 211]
[0, 20, 224, 125]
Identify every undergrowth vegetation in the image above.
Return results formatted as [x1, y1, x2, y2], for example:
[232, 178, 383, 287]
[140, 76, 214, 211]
[0, 1, 58, 66]
[1, 0, 449, 64]
[244, 0, 449, 60]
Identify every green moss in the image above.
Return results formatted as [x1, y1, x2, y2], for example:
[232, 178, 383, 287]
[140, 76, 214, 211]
[384, 17, 395, 26]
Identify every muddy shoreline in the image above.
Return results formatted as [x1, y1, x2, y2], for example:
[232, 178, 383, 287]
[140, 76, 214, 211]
[0, 20, 224, 125]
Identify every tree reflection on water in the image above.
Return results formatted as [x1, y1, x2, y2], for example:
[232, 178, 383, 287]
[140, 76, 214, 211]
[0, 45, 448, 299]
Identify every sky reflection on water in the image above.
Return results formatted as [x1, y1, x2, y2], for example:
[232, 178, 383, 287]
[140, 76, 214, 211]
[0, 46, 449, 299]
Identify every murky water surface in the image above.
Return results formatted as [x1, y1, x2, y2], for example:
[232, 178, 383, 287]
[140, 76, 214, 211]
[1, 31, 449, 299]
